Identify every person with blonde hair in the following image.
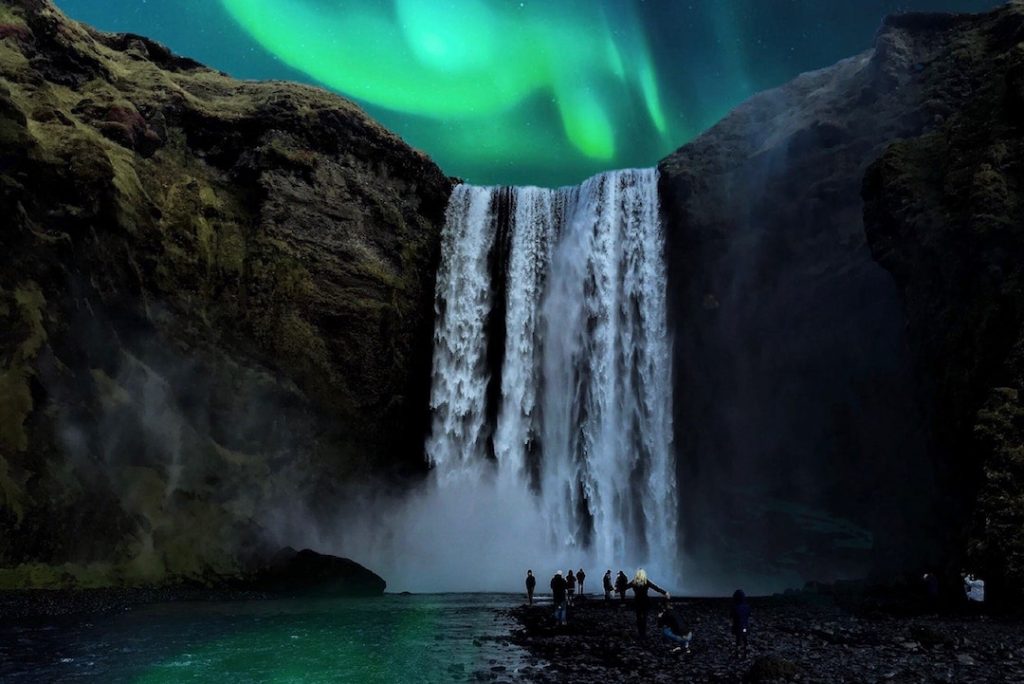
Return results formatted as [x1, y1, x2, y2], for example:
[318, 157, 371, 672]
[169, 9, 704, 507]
[626, 568, 670, 637]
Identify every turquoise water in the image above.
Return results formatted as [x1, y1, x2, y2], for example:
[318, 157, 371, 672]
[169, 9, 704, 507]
[0, 594, 532, 683]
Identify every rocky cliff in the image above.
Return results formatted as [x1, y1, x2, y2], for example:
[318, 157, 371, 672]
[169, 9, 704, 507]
[863, 6, 1024, 603]
[659, 1, 1024, 592]
[0, 0, 452, 586]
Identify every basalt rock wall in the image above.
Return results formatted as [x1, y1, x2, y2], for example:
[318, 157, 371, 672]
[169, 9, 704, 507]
[863, 5, 1024, 604]
[659, 1, 1024, 594]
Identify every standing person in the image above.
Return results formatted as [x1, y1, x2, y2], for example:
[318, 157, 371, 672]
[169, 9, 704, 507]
[525, 570, 536, 605]
[730, 589, 751, 654]
[615, 570, 629, 602]
[603, 570, 614, 602]
[626, 568, 670, 638]
[657, 605, 693, 653]
[550, 571, 568, 626]
[577, 568, 587, 598]
[566, 570, 577, 605]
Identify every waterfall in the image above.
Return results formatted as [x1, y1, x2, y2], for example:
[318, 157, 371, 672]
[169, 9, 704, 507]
[427, 168, 677, 577]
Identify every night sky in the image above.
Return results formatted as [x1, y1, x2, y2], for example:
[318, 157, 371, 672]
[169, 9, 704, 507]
[56, 0, 1003, 186]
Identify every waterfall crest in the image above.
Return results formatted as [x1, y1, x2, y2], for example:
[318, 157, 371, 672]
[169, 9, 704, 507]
[428, 168, 677, 577]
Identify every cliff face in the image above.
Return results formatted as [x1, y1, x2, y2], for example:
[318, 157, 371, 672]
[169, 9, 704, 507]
[863, 7, 1024, 603]
[659, 2, 1024, 588]
[0, 0, 452, 586]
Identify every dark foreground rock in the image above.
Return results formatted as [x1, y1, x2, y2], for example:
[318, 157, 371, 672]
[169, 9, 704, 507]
[508, 597, 1024, 683]
[0, 0, 452, 586]
[252, 547, 385, 596]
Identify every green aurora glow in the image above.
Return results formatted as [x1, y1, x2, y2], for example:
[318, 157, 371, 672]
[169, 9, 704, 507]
[55, 0, 1005, 186]
[219, 0, 670, 166]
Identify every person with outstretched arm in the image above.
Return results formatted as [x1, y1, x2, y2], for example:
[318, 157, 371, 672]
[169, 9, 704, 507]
[626, 568, 670, 637]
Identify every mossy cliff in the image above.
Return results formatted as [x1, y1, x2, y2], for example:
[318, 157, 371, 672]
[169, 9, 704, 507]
[0, 0, 452, 586]
[863, 4, 1024, 604]
[659, 1, 1024, 599]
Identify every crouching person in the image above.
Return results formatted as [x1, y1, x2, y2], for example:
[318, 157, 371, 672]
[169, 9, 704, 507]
[657, 606, 692, 653]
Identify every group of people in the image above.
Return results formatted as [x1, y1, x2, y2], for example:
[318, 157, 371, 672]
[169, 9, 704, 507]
[525, 568, 586, 606]
[526, 568, 753, 655]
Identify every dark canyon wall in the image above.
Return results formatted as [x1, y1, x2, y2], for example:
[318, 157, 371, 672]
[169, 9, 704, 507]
[864, 5, 1024, 603]
[0, 0, 452, 586]
[660, 2, 1024, 593]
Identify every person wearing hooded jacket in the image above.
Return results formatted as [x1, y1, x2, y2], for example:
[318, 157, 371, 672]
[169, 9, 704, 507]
[730, 589, 751, 653]
[603, 570, 614, 602]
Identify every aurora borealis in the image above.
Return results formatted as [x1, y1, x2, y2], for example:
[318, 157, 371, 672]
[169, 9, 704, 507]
[57, 0, 1002, 186]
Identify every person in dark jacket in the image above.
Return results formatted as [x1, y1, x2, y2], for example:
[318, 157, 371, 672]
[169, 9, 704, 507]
[550, 571, 568, 625]
[615, 570, 629, 601]
[730, 589, 751, 654]
[577, 568, 587, 597]
[525, 570, 536, 605]
[566, 570, 577, 605]
[603, 570, 614, 602]
[657, 606, 693, 652]
[626, 568, 670, 637]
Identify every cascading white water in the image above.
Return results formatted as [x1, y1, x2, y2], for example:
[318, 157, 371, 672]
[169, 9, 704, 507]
[427, 168, 677, 579]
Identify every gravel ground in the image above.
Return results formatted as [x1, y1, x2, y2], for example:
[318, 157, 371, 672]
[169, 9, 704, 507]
[503, 595, 1024, 683]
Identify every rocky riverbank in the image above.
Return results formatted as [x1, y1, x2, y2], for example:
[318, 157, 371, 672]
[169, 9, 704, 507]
[505, 595, 1024, 683]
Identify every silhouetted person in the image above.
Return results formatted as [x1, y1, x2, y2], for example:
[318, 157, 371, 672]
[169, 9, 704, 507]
[923, 572, 940, 607]
[658, 605, 692, 653]
[551, 571, 568, 625]
[525, 570, 536, 605]
[566, 570, 577, 605]
[603, 570, 614, 602]
[626, 568, 669, 638]
[577, 568, 586, 597]
[730, 589, 751, 654]
[615, 570, 628, 601]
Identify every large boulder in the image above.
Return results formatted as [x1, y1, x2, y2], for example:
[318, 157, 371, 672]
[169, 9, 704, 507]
[255, 548, 386, 596]
[0, 0, 452, 586]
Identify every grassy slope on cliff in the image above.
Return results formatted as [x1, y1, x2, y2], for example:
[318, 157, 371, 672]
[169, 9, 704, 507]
[0, 0, 452, 586]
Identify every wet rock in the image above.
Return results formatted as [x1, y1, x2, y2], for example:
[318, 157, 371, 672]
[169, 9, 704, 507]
[252, 548, 386, 597]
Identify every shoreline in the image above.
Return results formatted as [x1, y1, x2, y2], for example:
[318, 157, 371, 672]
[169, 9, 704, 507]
[503, 595, 1024, 683]
[0, 587, 275, 624]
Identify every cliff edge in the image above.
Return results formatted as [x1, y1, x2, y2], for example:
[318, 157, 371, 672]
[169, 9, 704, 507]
[0, 0, 452, 586]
